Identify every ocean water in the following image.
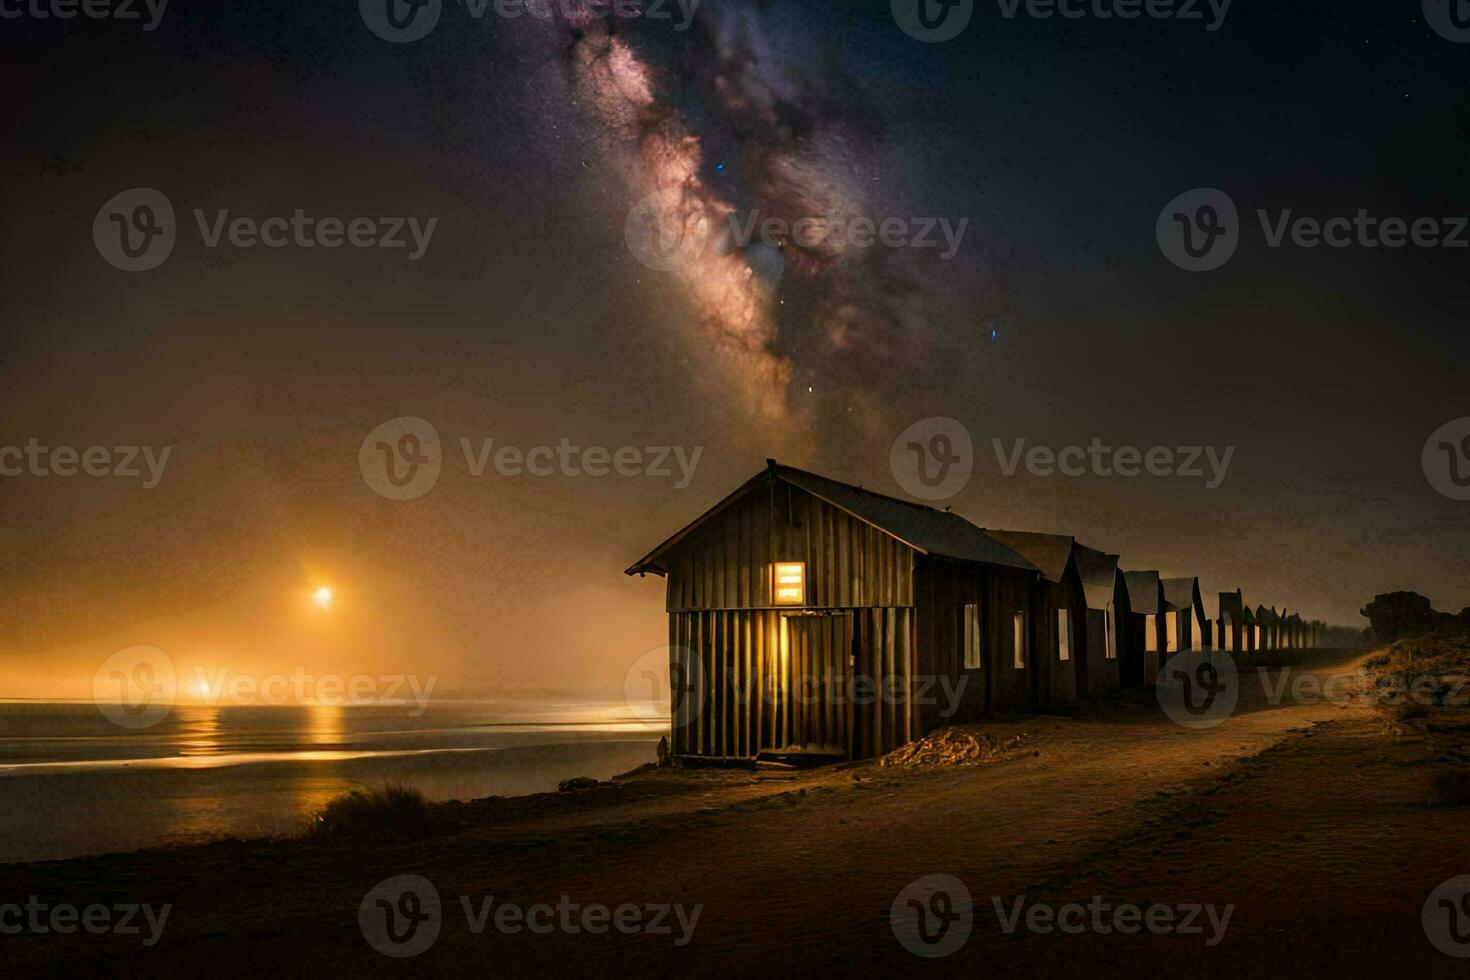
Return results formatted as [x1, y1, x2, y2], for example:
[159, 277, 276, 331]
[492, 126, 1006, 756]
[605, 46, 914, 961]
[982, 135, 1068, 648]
[0, 701, 665, 864]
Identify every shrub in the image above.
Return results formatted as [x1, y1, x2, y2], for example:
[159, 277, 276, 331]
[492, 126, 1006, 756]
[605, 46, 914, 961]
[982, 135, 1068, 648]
[308, 782, 439, 841]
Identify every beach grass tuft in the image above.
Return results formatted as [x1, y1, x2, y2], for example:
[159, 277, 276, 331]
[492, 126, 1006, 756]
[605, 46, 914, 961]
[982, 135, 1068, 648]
[307, 782, 441, 841]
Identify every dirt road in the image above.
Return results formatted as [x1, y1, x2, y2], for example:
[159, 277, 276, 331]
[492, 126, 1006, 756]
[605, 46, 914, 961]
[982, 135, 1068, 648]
[4, 650, 1467, 976]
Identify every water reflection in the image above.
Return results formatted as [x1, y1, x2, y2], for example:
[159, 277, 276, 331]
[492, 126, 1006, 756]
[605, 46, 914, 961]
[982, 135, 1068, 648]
[176, 705, 223, 756]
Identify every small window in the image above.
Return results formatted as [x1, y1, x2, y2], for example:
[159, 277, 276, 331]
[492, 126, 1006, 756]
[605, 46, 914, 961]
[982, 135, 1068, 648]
[1105, 605, 1116, 659]
[772, 562, 805, 606]
[1057, 608, 1071, 662]
[1165, 611, 1179, 653]
[1012, 611, 1026, 669]
[963, 603, 982, 670]
[1145, 614, 1158, 652]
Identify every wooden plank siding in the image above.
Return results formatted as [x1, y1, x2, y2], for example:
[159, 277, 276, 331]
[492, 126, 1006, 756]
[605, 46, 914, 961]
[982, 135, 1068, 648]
[664, 485, 914, 612]
[669, 607, 916, 759]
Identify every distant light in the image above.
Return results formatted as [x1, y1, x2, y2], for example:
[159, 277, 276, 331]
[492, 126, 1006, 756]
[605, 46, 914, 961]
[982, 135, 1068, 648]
[314, 587, 334, 610]
[715, 162, 727, 173]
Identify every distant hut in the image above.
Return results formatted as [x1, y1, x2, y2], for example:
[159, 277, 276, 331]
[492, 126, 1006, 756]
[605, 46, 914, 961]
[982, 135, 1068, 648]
[1120, 571, 1164, 689]
[1256, 605, 1279, 651]
[1200, 590, 1221, 651]
[985, 531, 1087, 708]
[1288, 613, 1305, 650]
[625, 461, 1040, 762]
[1073, 545, 1122, 698]
[1218, 589, 1246, 654]
[1161, 577, 1206, 656]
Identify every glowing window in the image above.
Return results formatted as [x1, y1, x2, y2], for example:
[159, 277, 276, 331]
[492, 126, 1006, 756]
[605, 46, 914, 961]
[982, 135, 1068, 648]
[1105, 604, 1116, 660]
[1145, 614, 1158, 652]
[772, 562, 805, 606]
[963, 604, 982, 670]
[1013, 611, 1026, 669]
[1057, 609, 1071, 662]
[1166, 611, 1179, 652]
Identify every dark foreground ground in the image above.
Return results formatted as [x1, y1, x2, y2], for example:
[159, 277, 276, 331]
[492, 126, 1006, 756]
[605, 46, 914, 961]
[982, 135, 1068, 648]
[3, 649, 1468, 977]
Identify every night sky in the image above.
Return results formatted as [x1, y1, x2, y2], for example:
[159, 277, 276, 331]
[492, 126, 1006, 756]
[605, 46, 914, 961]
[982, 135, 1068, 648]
[2, 0, 1467, 697]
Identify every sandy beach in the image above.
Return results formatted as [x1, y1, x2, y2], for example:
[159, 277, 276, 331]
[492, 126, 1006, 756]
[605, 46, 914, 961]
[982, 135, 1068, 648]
[3, 649, 1466, 976]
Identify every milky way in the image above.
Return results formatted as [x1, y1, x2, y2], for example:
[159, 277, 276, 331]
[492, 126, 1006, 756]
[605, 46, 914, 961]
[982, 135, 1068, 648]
[564, 1, 969, 447]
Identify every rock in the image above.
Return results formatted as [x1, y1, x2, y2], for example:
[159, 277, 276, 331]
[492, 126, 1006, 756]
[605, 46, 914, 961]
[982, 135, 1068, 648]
[558, 776, 599, 793]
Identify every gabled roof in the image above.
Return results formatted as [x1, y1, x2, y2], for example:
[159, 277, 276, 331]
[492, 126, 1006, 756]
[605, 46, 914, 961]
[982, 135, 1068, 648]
[625, 461, 1039, 576]
[1072, 544, 1120, 610]
[1161, 577, 1201, 611]
[984, 530, 1075, 584]
[1123, 571, 1161, 614]
[1201, 591, 1220, 620]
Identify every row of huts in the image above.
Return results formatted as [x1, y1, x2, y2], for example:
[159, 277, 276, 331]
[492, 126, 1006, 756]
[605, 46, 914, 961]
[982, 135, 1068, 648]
[625, 461, 1324, 762]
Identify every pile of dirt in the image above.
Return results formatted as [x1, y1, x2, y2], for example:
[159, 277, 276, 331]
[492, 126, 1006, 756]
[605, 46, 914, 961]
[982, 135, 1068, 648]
[1364, 630, 1470, 806]
[879, 726, 1027, 767]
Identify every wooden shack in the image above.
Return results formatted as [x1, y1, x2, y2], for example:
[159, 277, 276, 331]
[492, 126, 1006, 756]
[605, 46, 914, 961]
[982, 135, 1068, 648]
[1161, 577, 1205, 655]
[1256, 605, 1278, 652]
[1074, 545, 1122, 698]
[1120, 571, 1163, 689]
[625, 461, 1040, 762]
[1218, 589, 1246, 653]
[985, 531, 1086, 708]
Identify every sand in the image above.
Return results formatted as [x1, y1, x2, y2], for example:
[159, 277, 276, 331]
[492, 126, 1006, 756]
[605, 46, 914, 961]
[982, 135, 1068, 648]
[3, 649, 1467, 976]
